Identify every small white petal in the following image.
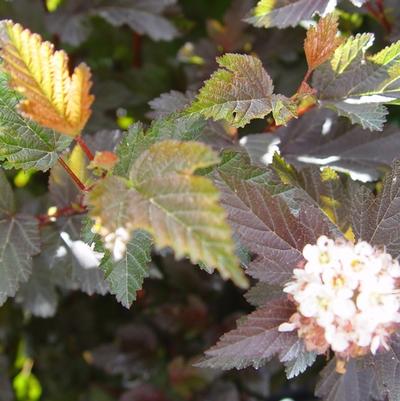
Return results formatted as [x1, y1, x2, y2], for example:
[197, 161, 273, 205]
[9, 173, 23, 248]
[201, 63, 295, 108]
[278, 322, 296, 332]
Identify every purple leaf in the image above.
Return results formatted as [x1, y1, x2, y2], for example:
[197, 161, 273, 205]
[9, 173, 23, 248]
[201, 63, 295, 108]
[198, 297, 299, 369]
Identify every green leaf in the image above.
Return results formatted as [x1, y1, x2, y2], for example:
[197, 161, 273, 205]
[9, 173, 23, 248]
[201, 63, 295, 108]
[271, 95, 298, 126]
[0, 169, 40, 305]
[16, 255, 59, 318]
[88, 140, 248, 289]
[114, 123, 152, 178]
[0, 215, 40, 305]
[284, 344, 317, 379]
[100, 230, 152, 308]
[313, 35, 400, 130]
[329, 101, 388, 131]
[114, 116, 206, 178]
[0, 168, 15, 215]
[187, 54, 294, 128]
[0, 72, 71, 171]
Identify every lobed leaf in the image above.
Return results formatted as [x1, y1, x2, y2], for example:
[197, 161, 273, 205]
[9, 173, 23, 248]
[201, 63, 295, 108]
[0, 169, 40, 305]
[16, 252, 59, 318]
[0, 215, 40, 305]
[315, 358, 377, 401]
[304, 14, 343, 73]
[0, 72, 71, 171]
[313, 33, 400, 130]
[0, 20, 94, 136]
[47, 0, 178, 46]
[114, 114, 207, 179]
[350, 161, 400, 257]
[371, 333, 400, 401]
[52, 217, 109, 296]
[245, 0, 336, 29]
[187, 54, 296, 128]
[284, 343, 317, 379]
[89, 140, 248, 289]
[246, 0, 366, 29]
[214, 162, 330, 285]
[94, 0, 178, 42]
[100, 230, 152, 308]
[198, 297, 299, 369]
[243, 108, 400, 182]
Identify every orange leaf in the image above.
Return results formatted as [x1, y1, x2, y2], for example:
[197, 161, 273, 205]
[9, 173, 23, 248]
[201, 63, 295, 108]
[304, 14, 344, 73]
[88, 151, 119, 174]
[0, 20, 94, 137]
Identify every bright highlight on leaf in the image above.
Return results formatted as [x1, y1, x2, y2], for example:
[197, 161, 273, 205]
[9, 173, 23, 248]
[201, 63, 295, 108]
[304, 14, 343, 73]
[187, 53, 296, 128]
[313, 33, 400, 130]
[0, 72, 71, 171]
[246, 0, 366, 29]
[88, 140, 248, 289]
[0, 20, 94, 137]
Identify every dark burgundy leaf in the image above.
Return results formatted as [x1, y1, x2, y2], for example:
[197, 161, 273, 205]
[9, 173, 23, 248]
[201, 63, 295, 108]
[198, 297, 299, 369]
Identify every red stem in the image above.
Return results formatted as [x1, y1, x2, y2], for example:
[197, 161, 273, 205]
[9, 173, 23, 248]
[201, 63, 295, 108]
[36, 204, 87, 227]
[58, 158, 88, 192]
[75, 136, 95, 161]
[296, 69, 313, 95]
[132, 32, 142, 69]
[365, 1, 392, 34]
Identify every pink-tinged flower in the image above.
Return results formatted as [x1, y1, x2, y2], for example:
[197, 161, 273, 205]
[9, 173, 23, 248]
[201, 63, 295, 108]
[279, 236, 400, 359]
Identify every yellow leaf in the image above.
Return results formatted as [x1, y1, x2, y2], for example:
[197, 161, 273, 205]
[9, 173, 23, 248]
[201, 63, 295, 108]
[0, 20, 94, 137]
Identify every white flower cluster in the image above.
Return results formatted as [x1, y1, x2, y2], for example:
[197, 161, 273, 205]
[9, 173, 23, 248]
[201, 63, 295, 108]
[279, 236, 400, 358]
[103, 227, 131, 261]
[93, 223, 131, 262]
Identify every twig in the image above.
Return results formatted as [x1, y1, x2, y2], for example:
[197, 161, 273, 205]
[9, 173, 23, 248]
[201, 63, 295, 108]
[132, 32, 143, 69]
[36, 203, 87, 227]
[58, 158, 88, 192]
[297, 69, 313, 94]
[75, 136, 95, 161]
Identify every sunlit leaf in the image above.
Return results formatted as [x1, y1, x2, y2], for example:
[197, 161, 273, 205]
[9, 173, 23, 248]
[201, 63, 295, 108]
[88, 140, 248, 288]
[0, 72, 71, 171]
[304, 14, 343, 73]
[313, 34, 400, 130]
[0, 20, 94, 136]
[245, 0, 336, 29]
[99, 230, 152, 308]
[187, 54, 296, 128]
